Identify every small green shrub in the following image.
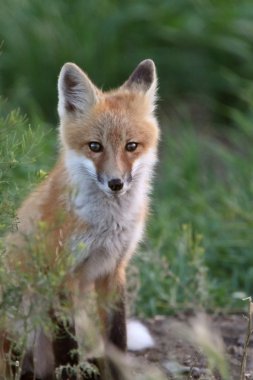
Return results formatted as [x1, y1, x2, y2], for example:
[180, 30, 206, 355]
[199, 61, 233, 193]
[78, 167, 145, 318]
[0, 101, 55, 236]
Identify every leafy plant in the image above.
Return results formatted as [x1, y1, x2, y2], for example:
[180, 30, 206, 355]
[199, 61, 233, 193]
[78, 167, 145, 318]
[0, 101, 55, 236]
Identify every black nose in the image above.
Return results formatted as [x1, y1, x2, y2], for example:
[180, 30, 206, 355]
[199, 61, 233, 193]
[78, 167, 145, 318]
[108, 178, 124, 192]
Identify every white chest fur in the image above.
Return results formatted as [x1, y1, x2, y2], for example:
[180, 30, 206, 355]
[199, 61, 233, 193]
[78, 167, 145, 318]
[70, 194, 144, 282]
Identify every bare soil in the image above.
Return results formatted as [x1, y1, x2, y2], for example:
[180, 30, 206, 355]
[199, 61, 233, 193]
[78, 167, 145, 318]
[134, 313, 253, 379]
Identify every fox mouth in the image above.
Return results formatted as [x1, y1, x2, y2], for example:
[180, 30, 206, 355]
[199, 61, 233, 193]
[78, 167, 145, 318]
[109, 188, 127, 197]
[98, 185, 128, 197]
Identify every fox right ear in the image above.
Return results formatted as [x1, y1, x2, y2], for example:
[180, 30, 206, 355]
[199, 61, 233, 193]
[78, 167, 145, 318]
[58, 63, 98, 118]
[122, 59, 158, 112]
[123, 59, 157, 93]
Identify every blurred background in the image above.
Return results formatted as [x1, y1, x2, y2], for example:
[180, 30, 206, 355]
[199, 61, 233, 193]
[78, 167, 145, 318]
[1, 0, 253, 316]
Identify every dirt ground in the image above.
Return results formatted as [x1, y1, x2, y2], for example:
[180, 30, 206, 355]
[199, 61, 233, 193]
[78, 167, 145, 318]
[134, 313, 253, 379]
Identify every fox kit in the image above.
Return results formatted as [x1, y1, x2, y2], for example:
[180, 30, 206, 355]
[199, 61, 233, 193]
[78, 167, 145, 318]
[1, 59, 159, 379]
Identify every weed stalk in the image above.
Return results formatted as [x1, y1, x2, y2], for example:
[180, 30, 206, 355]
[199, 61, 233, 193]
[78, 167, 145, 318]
[240, 297, 253, 380]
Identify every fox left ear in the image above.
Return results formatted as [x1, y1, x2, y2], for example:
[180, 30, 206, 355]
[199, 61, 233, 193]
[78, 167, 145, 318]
[58, 63, 98, 119]
[122, 59, 158, 108]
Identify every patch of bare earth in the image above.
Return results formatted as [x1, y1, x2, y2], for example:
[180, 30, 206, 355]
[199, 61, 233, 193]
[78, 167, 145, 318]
[132, 314, 253, 379]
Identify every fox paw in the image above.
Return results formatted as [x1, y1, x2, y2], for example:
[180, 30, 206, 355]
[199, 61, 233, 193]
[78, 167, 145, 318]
[55, 362, 100, 380]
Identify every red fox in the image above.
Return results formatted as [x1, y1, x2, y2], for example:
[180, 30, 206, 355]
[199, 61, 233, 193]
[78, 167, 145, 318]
[1, 59, 159, 379]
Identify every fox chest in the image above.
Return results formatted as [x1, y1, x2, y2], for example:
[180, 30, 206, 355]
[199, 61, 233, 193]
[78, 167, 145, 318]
[69, 202, 143, 281]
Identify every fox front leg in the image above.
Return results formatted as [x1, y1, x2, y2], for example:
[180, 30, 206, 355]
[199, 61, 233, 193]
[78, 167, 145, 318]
[106, 289, 126, 352]
[95, 267, 127, 380]
[96, 267, 127, 352]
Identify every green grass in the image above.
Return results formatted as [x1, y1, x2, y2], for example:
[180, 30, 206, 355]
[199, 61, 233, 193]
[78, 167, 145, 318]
[135, 115, 253, 315]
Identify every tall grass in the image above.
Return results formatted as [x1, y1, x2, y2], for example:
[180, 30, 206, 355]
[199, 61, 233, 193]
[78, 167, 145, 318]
[135, 110, 253, 315]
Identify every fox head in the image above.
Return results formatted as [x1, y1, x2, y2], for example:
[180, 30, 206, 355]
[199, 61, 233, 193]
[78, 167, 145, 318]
[58, 59, 159, 196]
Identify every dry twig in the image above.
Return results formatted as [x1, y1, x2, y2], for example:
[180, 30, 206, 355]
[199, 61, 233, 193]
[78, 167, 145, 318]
[240, 297, 253, 380]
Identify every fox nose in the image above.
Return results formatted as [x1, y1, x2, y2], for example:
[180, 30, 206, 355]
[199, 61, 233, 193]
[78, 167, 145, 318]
[108, 178, 124, 192]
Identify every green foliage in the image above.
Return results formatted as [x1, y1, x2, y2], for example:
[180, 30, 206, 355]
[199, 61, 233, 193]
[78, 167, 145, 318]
[135, 114, 253, 315]
[0, 101, 55, 236]
[0, 105, 62, 377]
[0, 103, 56, 331]
[1, 0, 253, 121]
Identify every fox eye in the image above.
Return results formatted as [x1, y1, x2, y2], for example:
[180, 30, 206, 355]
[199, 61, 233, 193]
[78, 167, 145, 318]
[88, 142, 103, 152]
[125, 142, 138, 152]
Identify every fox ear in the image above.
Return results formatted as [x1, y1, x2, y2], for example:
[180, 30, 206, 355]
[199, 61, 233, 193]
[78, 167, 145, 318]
[122, 59, 157, 106]
[58, 63, 98, 118]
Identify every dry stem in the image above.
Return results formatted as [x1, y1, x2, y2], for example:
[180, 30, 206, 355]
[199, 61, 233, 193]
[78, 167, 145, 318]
[240, 297, 253, 380]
